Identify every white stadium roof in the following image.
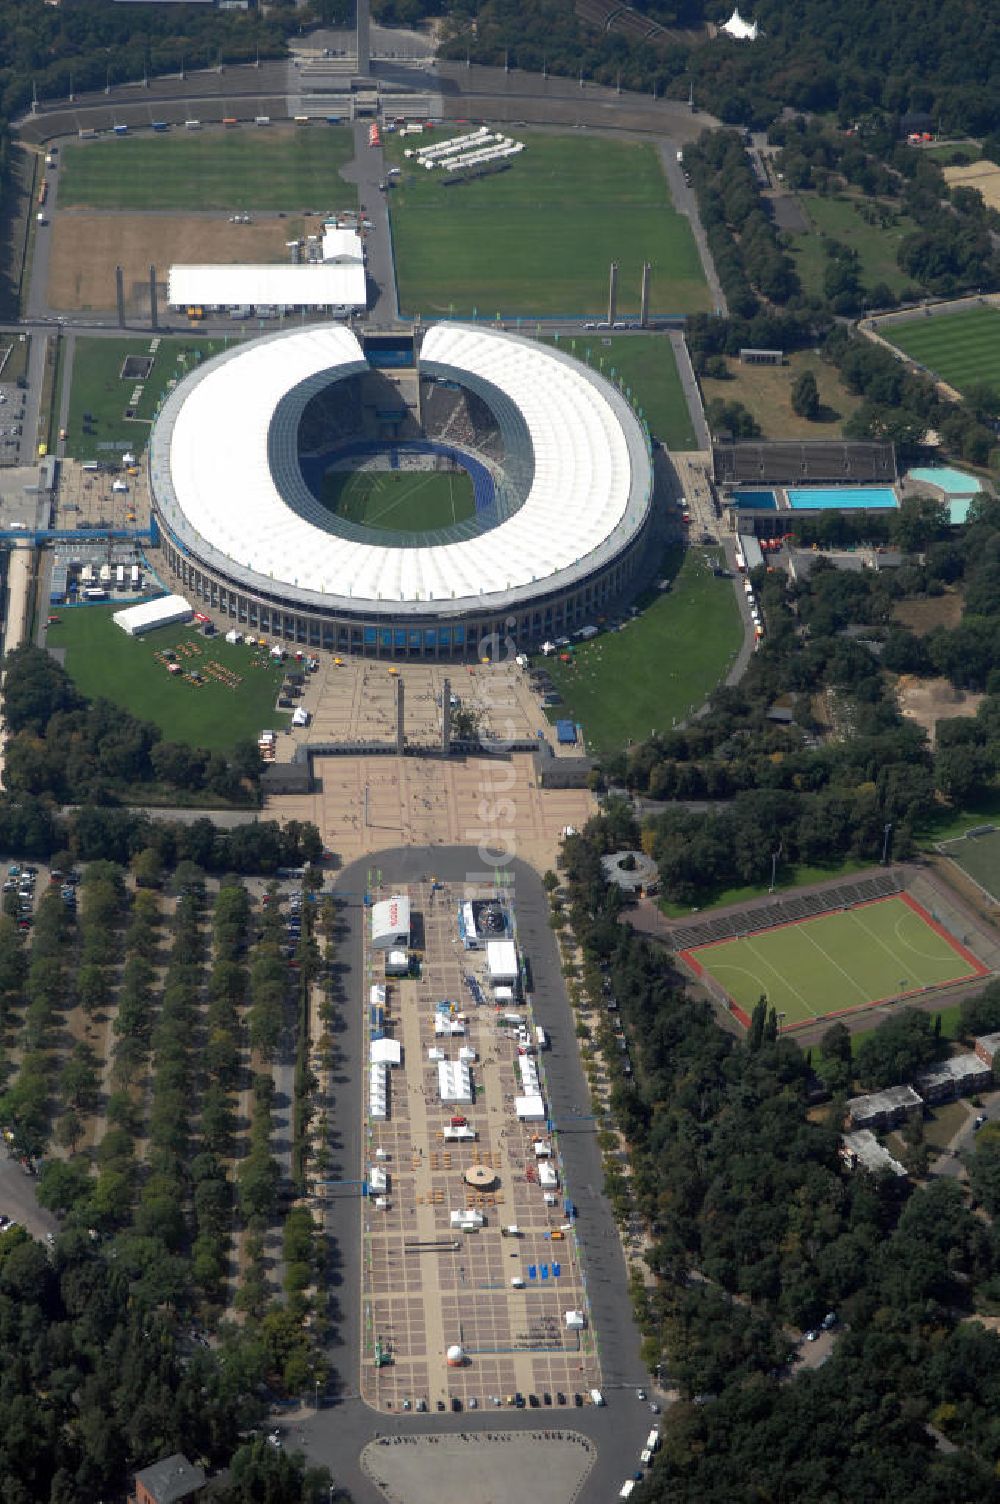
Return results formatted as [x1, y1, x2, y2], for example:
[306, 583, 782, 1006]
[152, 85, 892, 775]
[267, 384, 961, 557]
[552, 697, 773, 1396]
[150, 323, 651, 614]
[167, 262, 366, 310]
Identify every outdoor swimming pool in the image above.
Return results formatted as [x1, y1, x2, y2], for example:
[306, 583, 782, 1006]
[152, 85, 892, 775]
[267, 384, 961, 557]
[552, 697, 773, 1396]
[731, 489, 778, 510]
[908, 466, 982, 495]
[786, 487, 898, 511]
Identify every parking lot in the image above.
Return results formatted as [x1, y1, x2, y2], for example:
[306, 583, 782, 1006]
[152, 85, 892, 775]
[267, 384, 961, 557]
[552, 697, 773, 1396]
[359, 878, 601, 1414]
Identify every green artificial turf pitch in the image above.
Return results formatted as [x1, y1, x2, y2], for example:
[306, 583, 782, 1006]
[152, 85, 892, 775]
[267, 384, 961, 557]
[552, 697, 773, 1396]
[881, 307, 1000, 395]
[49, 606, 290, 754]
[683, 895, 985, 1028]
[939, 828, 1000, 902]
[386, 132, 711, 318]
[58, 127, 356, 211]
[320, 469, 475, 530]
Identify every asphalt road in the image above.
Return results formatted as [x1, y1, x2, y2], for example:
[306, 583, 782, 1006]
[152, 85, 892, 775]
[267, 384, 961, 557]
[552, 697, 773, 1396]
[294, 847, 656, 1504]
[341, 122, 398, 324]
[0, 1141, 59, 1242]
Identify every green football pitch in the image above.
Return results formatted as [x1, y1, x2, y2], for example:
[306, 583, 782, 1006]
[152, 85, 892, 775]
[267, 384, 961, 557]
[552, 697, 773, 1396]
[385, 131, 711, 318]
[58, 127, 356, 211]
[939, 828, 1000, 902]
[881, 306, 1000, 394]
[321, 469, 475, 531]
[683, 895, 985, 1029]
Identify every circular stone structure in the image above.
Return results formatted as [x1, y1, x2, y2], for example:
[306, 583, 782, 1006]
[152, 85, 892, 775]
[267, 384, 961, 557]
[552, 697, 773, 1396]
[464, 1164, 498, 1191]
[149, 323, 654, 660]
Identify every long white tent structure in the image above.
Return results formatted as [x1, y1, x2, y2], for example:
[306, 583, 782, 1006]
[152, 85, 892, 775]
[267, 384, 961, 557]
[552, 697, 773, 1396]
[167, 261, 366, 312]
[113, 594, 192, 637]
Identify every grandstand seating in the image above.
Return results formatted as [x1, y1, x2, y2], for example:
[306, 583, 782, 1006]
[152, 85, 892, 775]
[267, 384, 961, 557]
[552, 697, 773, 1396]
[713, 441, 897, 486]
[670, 871, 903, 953]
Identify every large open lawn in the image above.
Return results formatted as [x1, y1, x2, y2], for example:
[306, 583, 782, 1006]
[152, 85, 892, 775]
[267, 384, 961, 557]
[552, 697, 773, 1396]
[546, 333, 696, 449]
[881, 306, 1000, 394]
[387, 132, 710, 318]
[789, 193, 918, 300]
[539, 546, 742, 757]
[49, 605, 290, 753]
[683, 894, 986, 1029]
[321, 468, 475, 530]
[65, 335, 230, 460]
[58, 127, 356, 211]
[700, 350, 862, 440]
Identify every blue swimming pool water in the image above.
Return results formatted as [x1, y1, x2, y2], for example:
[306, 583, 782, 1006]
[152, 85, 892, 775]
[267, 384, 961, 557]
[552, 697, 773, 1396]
[786, 487, 898, 511]
[731, 489, 778, 510]
[908, 466, 982, 496]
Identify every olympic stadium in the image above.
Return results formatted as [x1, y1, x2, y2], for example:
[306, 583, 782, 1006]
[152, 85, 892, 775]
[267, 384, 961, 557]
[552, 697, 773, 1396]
[148, 323, 654, 659]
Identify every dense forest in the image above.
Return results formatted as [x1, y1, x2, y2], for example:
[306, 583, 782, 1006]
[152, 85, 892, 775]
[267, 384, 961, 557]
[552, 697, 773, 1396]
[439, 0, 1000, 133]
[603, 491, 1000, 904]
[560, 822, 1000, 1503]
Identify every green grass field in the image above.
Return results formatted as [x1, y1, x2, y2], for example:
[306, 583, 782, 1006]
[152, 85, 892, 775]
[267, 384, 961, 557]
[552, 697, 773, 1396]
[939, 828, 1000, 901]
[386, 132, 710, 318]
[50, 606, 290, 753]
[685, 895, 982, 1028]
[538, 547, 742, 757]
[789, 193, 918, 300]
[881, 307, 1000, 394]
[64, 335, 230, 460]
[320, 468, 475, 530]
[545, 333, 696, 449]
[59, 127, 356, 211]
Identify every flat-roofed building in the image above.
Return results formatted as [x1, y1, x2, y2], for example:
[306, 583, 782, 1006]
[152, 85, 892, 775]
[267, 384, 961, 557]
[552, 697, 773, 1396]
[847, 1084, 923, 1131]
[914, 1052, 992, 1103]
[841, 1130, 908, 1179]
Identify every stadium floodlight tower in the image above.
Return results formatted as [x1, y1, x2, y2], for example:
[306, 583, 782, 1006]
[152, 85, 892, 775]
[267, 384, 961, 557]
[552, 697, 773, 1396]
[356, 0, 371, 77]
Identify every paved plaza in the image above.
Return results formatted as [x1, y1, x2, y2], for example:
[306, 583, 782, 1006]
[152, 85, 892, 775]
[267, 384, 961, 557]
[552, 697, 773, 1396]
[358, 878, 600, 1412]
[362, 1432, 597, 1504]
[269, 751, 595, 873]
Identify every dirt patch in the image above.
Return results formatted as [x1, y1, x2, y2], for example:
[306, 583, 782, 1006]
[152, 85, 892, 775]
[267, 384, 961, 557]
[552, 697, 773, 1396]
[47, 212, 324, 311]
[896, 674, 983, 746]
[943, 160, 1000, 212]
[893, 592, 963, 636]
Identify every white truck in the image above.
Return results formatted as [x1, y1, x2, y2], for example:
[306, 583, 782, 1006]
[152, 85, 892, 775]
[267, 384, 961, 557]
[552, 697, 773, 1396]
[590, 1387, 605, 1407]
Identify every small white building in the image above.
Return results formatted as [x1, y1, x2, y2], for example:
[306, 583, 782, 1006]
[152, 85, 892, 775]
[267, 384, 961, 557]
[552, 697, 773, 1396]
[370, 984, 387, 1008]
[565, 1310, 586, 1330]
[438, 1060, 473, 1104]
[113, 594, 193, 637]
[371, 1038, 402, 1067]
[370, 1062, 388, 1120]
[515, 1094, 546, 1122]
[369, 1164, 389, 1193]
[487, 939, 519, 987]
[518, 1055, 540, 1095]
[385, 949, 410, 977]
[435, 1013, 466, 1036]
[371, 895, 410, 950]
[539, 1161, 559, 1188]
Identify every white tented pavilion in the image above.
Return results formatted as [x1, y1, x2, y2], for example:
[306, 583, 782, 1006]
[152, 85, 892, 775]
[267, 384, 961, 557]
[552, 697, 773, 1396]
[113, 594, 192, 637]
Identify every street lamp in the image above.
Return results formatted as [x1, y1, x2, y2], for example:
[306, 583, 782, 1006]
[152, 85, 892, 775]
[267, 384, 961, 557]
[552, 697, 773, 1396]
[882, 822, 893, 864]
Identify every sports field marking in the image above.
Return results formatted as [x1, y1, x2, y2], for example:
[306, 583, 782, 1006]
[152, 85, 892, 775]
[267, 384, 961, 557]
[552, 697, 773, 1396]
[741, 935, 816, 1014]
[796, 920, 871, 1004]
[891, 912, 959, 966]
[850, 907, 921, 982]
